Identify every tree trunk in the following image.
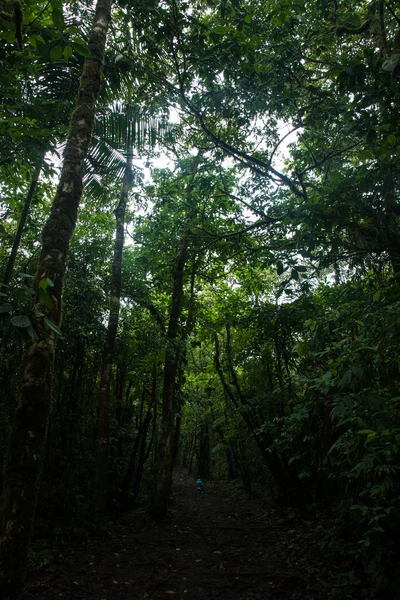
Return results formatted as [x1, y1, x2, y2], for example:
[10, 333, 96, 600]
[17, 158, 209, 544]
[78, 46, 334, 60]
[144, 364, 158, 463]
[149, 233, 189, 520]
[121, 386, 146, 498]
[93, 152, 133, 529]
[132, 413, 152, 499]
[214, 331, 307, 505]
[0, 2, 113, 597]
[2, 150, 46, 287]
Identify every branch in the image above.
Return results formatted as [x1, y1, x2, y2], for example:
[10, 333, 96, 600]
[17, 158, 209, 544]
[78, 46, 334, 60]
[176, 90, 303, 198]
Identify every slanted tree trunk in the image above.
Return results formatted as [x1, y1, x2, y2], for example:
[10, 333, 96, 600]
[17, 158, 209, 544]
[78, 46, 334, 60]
[93, 151, 132, 529]
[0, 2, 113, 597]
[2, 150, 46, 287]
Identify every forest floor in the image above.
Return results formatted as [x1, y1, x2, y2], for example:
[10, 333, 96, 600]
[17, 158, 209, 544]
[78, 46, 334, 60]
[26, 468, 335, 600]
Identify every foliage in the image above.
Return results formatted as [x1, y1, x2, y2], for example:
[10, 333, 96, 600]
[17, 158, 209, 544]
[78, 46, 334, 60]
[1, 0, 400, 595]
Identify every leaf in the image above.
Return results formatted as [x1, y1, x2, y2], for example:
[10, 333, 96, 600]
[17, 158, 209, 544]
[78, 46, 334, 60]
[64, 45, 73, 60]
[382, 53, 400, 72]
[10, 315, 31, 328]
[0, 31, 16, 43]
[373, 290, 381, 302]
[74, 42, 90, 57]
[26, 325, 39, 341]
[39, 288, 54, 310]
[358, 429, 377, 437]
[38, 277, 54, 290]
[43, 317, 62, 337]
[277, 262, 284, 275]
[52, 5, 65, 30]
[213, 26, 230, 34]
[50, 45, 63, 62]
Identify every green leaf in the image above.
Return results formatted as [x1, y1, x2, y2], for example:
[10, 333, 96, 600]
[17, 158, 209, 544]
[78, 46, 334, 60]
[64, 45, 73, 60]
[52, 6, 65, 30]
[382, 53, 400, 72]
[43, 317, 62, 337]
[0, 31, 16, 43]
[10, 314, 31, 328]
[277, 262, 284, 275]
[26, 325, 39, 341]
[373, 290, 380, 302]
[38, 277, 54, 290]
[50, 45, 63, 62]
[358, 429, 377, 437]
[74, 42, 90, 57]
[213, 26, 230, 35]
[39, 288, 54, 310]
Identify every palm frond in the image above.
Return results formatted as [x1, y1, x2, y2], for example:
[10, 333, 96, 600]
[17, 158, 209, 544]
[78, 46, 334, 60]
[83, 104, 172, 198]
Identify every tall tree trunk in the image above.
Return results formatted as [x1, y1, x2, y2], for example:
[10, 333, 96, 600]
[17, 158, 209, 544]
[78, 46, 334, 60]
[2, 150, 46, 287]
[121, 386, 146, 497]
[144, 364, 158, 463]
[132, 413, 152, 499]
[93, 152, 132, 529]
[172, 260, 197, 467]
[0, 2, 113, 597]
[149, 233, 189, 520]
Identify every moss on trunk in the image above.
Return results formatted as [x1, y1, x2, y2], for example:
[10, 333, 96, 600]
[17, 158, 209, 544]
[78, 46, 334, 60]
[0, 1, 113, 597]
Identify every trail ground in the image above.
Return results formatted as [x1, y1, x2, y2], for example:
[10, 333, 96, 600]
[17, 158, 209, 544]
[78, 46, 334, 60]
[26, 469, 327, 600]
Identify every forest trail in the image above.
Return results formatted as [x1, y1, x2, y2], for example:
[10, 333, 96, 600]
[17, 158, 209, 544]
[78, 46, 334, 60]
[26, 469, 320, 600]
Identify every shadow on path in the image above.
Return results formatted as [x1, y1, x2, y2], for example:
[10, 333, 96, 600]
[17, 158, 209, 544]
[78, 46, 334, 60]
[26, 468, 318, 599]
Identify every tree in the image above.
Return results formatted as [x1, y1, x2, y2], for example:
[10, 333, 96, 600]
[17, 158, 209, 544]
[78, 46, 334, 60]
[0, 1, 113, 596]
[93, 126, 133, 530]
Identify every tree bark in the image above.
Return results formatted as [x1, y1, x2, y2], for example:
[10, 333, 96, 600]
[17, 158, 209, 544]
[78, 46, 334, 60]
[132, 413, 152, 499]
[93, 151, 132, 529]
[2, 150, 46, 287]
[149, 232, 189, 520]
[0, 2, 113, 597]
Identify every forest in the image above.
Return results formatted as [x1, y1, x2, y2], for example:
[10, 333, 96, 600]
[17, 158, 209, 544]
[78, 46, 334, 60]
[0, 0, 399, 598]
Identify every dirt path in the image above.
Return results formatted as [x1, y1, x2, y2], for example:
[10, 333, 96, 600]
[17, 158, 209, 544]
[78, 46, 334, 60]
[26, 469, 319, 600]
